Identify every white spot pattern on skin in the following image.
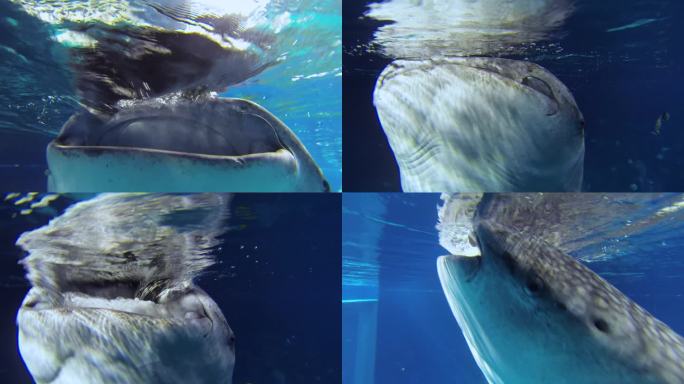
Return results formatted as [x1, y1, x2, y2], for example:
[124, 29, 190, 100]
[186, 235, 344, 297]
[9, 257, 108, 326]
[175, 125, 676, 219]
[477, 218, 684, 384]
[438, 193, 684, 384]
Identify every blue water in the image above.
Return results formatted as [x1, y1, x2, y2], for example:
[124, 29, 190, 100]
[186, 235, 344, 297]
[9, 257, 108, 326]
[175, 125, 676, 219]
[343, 0, 684, 191]
[342, 193, 684, 383]
[0, 0, 341, 191]
[0, 193, 341, 383]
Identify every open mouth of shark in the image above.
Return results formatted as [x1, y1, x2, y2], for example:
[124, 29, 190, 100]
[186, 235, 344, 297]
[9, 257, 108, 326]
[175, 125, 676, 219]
[46, 99, 329, 192]
[22, 279, 219, 336]
[53, 101, 290, 159]
[96, 115, 286, 157]
[380, 58, 563, 116]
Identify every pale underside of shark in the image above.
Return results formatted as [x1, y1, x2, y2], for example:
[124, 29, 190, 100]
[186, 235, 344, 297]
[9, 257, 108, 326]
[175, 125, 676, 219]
[374, 57, 585, 192]
[16, 194, 235, 384]
[47, 96, 329, 192]
[436, 195, 684, 384]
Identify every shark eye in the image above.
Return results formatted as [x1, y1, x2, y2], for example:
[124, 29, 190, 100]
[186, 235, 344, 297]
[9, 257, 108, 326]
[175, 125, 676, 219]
[522, 76, 559, 116]
[23, 297, 39, 308]
[593, 318, 610, 334]
[522, 76, 554, 100]
[525, 275, 544, 295]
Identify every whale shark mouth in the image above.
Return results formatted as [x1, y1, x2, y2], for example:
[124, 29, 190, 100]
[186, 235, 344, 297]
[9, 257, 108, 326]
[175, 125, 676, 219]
[18, 284, 236, 383]
[90, 114, 285, 157]
[21, 282, 227, 342]
[47, 97, 329, 192]
[53, 98, 289, 159]
[25, 279, 207, 318]
[378, 57, 576, 119]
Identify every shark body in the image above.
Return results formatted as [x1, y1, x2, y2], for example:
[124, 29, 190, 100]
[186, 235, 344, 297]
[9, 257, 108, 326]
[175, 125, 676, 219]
[374, 58, 585, 192]
[437, 195, 684, 383]
[47, 97, 329, 192]
[16, 194, 236, 384]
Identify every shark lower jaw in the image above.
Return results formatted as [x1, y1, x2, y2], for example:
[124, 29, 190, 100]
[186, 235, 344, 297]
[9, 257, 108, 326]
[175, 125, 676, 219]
[46, 143, 313, 192]
[437, 254, 506, 383]
[49, 141, 295, 165]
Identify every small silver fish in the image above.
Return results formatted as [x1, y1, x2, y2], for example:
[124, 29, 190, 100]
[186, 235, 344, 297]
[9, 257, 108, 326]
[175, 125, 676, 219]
[653, 112, 670, 136]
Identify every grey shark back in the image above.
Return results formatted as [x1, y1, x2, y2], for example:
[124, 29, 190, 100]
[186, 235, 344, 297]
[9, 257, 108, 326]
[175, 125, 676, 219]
[437, 219, 684, 384]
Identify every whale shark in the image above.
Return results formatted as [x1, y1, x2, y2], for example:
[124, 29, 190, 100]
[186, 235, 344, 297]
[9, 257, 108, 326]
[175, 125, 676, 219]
[16, 194, 235, 384]
[436, 195, 684, 384]
[47, 95, 330, 192]
[374, 57, 585, 192]
[31, 18, 329, 192]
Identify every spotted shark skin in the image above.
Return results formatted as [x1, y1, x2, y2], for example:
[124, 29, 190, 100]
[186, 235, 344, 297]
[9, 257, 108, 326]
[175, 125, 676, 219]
[437, 196, 684, 384]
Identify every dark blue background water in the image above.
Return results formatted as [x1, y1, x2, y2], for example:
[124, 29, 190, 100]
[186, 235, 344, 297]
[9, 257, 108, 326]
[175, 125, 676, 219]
[0, 193, 341, 383]
[0, 0, 75, 191]
[343, 0, 684, 192]
[342, 193, 684, 383]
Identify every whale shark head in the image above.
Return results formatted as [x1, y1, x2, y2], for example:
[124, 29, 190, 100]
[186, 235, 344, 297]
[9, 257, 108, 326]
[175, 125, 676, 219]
[374, 57, 584, 192]
[437, 219, 684, 384]
[47, 96, 329, 192]
[16, 194, 236, 383]
[18, 283, 235, 384]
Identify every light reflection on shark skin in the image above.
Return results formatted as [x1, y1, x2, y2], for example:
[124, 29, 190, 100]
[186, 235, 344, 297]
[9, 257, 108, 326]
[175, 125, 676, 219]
[16, 194, 235, 384]
[374, 58, 585, 192]
[436, 194, 684, 384]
